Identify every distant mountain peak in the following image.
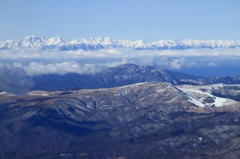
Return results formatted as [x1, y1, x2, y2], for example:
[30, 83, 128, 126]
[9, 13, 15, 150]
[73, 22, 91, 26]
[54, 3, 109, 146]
[46, 37, 65, 45]
[1, 36, 240, 50]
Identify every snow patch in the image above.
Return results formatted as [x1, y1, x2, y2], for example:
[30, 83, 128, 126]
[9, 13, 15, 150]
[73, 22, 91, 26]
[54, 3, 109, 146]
[174, 84, 238, 107]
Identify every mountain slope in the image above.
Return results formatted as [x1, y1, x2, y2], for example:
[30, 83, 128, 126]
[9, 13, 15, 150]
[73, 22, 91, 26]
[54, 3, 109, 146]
[0, 82, 240, 158]
[31, 64, 240, 91]
[1, 36, 240, 50]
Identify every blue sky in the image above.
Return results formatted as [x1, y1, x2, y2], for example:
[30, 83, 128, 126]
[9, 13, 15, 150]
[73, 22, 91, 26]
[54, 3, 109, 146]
[1, 0, 240, 78]
[1, 0, 240, 41]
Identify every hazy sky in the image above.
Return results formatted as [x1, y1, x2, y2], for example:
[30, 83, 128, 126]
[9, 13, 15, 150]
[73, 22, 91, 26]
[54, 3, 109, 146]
[1, 0, 239, 41]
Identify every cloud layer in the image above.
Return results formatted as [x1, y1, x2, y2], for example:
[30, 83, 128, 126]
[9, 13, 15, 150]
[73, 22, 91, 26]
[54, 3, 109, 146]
[0, 47, 240, 77]
[0, 64, 33, 95]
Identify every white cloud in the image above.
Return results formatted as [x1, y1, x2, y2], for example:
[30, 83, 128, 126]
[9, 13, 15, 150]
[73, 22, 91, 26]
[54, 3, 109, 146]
[0, 63, 33, 95]
[170, 58, 186, 69]
[15, 59, 130, 76]
[208, 62, 217, 67]
[0, 47, 240, 76]
[23, 62, 97, 75]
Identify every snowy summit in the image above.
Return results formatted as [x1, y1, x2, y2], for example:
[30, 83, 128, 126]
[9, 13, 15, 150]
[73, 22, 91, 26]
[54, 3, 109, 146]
[0, 36, 240, 51]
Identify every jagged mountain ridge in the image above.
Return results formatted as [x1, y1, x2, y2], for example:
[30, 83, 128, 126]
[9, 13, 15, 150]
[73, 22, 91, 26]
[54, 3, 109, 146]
[1, 82, 240, 158]
[31, 63, 240, 91]
[1, 36, 240, 50]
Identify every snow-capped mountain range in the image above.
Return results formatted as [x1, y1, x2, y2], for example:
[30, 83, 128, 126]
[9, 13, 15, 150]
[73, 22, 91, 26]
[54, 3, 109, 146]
[0, 36, 240, 51]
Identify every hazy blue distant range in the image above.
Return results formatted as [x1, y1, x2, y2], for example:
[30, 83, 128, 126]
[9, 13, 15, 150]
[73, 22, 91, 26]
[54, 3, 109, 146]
[32, 64, 240, 91]
[1, 36, 240, 51]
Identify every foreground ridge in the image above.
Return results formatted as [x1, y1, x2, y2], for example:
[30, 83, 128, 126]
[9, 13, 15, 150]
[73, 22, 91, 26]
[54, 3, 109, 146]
[0, 82, 240, 158]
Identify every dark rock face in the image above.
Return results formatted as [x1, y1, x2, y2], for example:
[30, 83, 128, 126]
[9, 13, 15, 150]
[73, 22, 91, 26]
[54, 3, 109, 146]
[1, 82, 240, 159]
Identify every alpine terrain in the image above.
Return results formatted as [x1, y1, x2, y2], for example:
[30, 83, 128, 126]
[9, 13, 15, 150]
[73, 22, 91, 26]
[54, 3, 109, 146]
[1, 36, 240, 51]
[0, 64, 240, 159]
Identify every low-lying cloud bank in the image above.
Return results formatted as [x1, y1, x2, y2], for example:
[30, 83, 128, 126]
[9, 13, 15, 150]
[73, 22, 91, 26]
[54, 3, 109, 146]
[1, 47, 240, 94]
[0, 64, 33, 95]
[0, 47, 240, 77]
